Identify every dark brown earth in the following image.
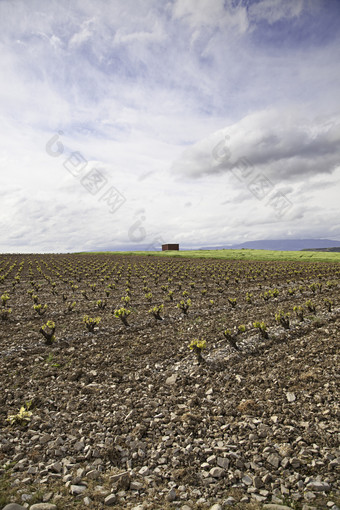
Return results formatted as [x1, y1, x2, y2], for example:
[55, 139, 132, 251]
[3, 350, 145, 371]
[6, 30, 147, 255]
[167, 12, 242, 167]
[0, 254, 339, 510]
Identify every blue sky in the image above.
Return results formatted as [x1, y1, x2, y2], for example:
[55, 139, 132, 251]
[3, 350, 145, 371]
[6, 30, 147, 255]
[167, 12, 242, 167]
[0, 0, 340, 252]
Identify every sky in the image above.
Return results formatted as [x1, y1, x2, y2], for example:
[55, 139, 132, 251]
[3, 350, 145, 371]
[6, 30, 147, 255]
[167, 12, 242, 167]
[0, 0, 340, 253]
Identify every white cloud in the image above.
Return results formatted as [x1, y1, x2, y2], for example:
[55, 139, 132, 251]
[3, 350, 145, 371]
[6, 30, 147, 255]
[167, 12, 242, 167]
[249, 0, 305, 24]
[69, 18, 95, 47]
[172, 0, 249, 34]
[171, 109, 340, 182]
[0, 0, 339, 252]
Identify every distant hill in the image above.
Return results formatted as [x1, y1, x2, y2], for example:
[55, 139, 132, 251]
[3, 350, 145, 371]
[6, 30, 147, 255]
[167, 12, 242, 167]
[202, 239, 340, 251]
[302, 247, 340, 252]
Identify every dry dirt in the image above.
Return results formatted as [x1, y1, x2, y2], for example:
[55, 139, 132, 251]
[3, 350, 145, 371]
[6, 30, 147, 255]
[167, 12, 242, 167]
[0, 254, 339, 510]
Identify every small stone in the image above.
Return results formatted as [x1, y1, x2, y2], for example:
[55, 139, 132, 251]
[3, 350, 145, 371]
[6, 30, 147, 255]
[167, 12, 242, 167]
[86, 469, 100, 480]
[209, 466, 225, 478]
[217, 457, 229, 469]
[271, 496, 284, 504]
[74, 441, 85, 451]
[104, 494, 117, 506]
[30, 505, 57, 510]
[242, 474, 252, 485]
[83, 497, 92, 506]
[166, 374, 177, 385]
[167, 488, 177, 502]
[42, 492, 53, 503]
[49, 462, 62, 473]
[138, 466, 150, 476]
[209, 504, 223, 510]
[263, 505, 293, 509]
[281, 484, 290, 496]
[263, 473, 272, 484]
[304, 492, 316, 501]
[110, 470, 130, 482]
[181, 506, 192, 510]
[21, 494, 32, 502]
[70, 485, 86, 495]
[267, 453, 280, 468]
[290, 457, 301, 468]
[225, 498, 236, 506]
[307, 481, 331, 492]
[2, 505, 27, 510]
[281, 457, 290, 469]
[117, 472, 130, 490]
[286, 392, 296, 402]
[253, 475, 264, 489]
[130, 481, 143, 491]
[93, 485, 109, 497]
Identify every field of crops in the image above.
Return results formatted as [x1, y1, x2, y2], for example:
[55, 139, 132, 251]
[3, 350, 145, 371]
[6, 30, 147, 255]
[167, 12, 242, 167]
[0, 253, 339, 510]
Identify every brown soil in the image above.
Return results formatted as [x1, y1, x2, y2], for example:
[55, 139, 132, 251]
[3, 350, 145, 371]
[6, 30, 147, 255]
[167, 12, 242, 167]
[0, 254, 339, 510]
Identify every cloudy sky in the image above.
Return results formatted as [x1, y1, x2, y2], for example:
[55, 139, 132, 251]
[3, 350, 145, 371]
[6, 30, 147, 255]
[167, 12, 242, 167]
[1, 0, 340, 253]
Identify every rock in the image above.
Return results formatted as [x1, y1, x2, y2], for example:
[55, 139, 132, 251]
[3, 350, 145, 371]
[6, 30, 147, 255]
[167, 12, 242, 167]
[30, 505, 57, 510]
[2, 505, 27, 510]
[263, 505, 293, 509]
[110, 470, 130, 482]
[217, 457, 229, 469]
[225, 498, 236, 506]
[209, 504, 223, 510]
[83, 497, 92, 506]
[181, 506, 192, 510]
[117, 472, 130, 490]
[240, 496, 249, 503]
[329, 458, 340, 468]
[286, 392, 296, 402]
[166, 488, 177, 502]
[104, 494, 117, 506]
[165, 374, 177, 385]
[304, 492, 316, 501]
[267, 453, 280, 468]
[263, 473, 272, 484]
[306, 481, 331, 492]
[86, 469, 100, 480]
[253, 475, 264, 489]
[242, 474, 252, 485]
[42, 492, 53, 503]
[48, 462, 62, 473]
[209, 466, 225, 478]
[74, 441, 85, 451]
[281, 457, 290, 469]
[290, 457, 301, 468]
[70, 485, 86, 495]
[138, 466, 150, 476]
[20, 494, 32, 502]
[130, 481, 143, 491]
[93, 485, 109, 497]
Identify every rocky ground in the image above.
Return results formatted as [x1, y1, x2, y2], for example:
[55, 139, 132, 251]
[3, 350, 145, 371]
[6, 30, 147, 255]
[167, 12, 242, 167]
[0, 254, 339, 510]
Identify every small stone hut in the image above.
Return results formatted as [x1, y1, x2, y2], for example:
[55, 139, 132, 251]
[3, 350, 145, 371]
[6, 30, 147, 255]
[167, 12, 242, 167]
[162, 244, 179, 251]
